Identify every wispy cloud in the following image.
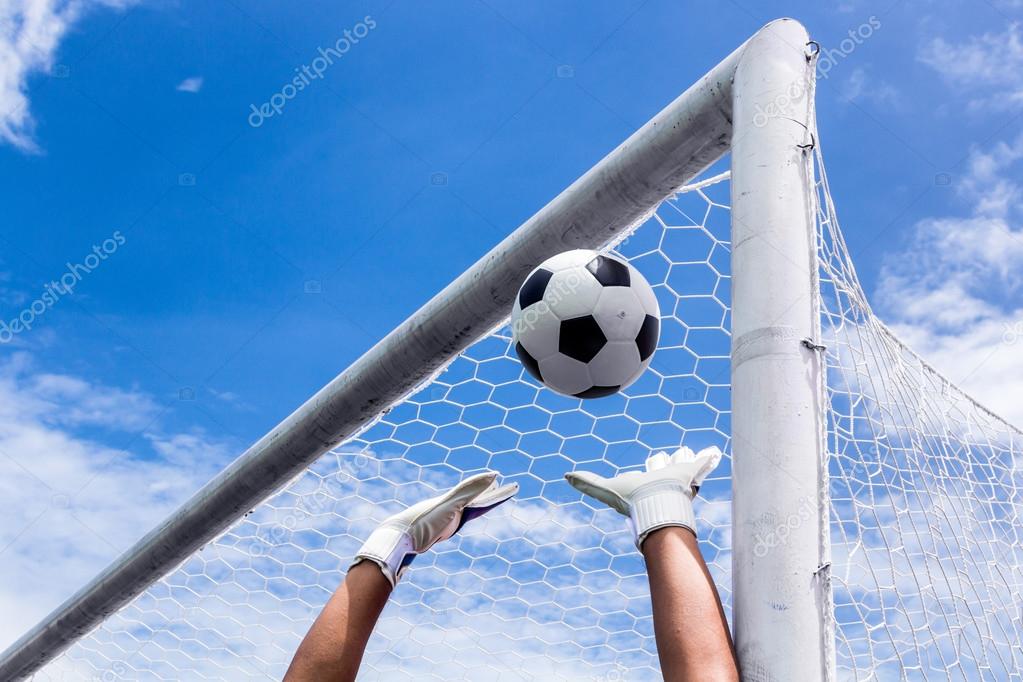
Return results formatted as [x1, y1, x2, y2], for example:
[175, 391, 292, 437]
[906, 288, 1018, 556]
[875, 133, 1023, 424]
[918, 22, 1023, 111]
[840, 66, 900, 107]
[0, 0, 137, 152]
[0, 353, 235, 651]
[175, 75, 203, 93]
[25, 370, 161, 431]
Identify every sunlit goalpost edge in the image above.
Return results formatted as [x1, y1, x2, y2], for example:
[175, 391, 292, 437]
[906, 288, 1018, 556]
[0, 18, 833, 681]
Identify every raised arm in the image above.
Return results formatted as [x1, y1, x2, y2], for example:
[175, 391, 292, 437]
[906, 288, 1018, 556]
[566, 446, 738, 681]
[284, 472, 518, 682]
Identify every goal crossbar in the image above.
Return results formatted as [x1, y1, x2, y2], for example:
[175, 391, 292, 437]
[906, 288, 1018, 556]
[0, 20, 807, 681]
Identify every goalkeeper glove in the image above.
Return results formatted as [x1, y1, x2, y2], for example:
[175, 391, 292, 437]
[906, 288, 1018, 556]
[352, 472, 518, 586]
[565, 445, 722, 549]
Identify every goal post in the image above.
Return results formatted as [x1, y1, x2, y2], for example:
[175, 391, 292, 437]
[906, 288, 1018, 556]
[0, 18, 830, 681]
[730, 20, 834, 679]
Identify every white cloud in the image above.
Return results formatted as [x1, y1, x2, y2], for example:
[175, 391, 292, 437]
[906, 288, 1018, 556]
[918, 23, 1023, 111]
[25, 369, 162, 430]
[957, 134, 1023, 217]
[175, 75, 202, 93]
[874, 135, 1023, 425]
[0, 0, 137, 152]
[0, 354, 235, 651]
[840, 67, 900, 107]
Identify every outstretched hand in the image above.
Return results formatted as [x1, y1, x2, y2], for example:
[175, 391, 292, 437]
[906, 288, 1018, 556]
[353, 472, 518, 586]
[565, 446, 722, 547]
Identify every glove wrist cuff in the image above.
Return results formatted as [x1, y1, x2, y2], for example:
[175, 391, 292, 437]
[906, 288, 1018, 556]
[352, 526, 415, 587]
[629, 483, 696, 548]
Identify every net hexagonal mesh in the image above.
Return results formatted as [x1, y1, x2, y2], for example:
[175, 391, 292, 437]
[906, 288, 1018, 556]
[34, 140, 1023, 680]
[815, 150, 1023, 679]
[34, 172, 734, 681]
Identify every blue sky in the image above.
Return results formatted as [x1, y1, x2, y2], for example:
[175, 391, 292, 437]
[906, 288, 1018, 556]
[3, 0, 1019, 449]
[2, 0, 1023, 672]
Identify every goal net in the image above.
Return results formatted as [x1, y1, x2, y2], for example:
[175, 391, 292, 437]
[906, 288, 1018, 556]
[32, 166, 737, 682]
[30, 136, 1023, 680]
[8, 20, 1023, 682]
[816, 160, 1023, 677]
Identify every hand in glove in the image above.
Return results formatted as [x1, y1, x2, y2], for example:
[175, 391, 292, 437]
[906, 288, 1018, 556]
[352, 472, 517, 586]
[565, 446, 722, 549]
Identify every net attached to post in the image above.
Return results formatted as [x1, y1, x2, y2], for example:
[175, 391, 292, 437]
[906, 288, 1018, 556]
[33, 132, 1023, 681]
[36, 171, 736, 681]
[814, 144, 1023, 679]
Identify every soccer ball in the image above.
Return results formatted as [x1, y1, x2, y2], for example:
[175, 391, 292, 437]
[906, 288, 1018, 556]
[511, 249, 660, 398]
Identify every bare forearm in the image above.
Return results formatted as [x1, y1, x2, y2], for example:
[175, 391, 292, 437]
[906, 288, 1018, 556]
[284, 562, 391, 682]
[642, 527, 738, 682]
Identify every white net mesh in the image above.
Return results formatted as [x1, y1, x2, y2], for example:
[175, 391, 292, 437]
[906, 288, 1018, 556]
[31, 133, 1023, 681]
[815, 148, 1023, 680]
[36, 172, 735, 681]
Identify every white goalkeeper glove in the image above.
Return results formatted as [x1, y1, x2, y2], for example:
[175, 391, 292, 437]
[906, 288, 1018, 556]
[565, 446, 722, 549]
[352, 472, 518, 587]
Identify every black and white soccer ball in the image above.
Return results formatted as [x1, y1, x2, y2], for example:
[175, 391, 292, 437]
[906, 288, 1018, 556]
[511, 249, 660, 399]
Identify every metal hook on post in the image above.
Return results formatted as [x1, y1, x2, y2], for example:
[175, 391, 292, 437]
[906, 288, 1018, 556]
[805, 40, 820, 62]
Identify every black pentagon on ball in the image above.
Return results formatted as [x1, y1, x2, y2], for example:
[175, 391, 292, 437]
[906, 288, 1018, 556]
[518, 268, 554, 309]
[515, 342, 543, 383]
[585, 255, 630, 287]
[575, 385, 620, 399]
[559, 316, 607, 363]
[636, 314, 659, 361]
